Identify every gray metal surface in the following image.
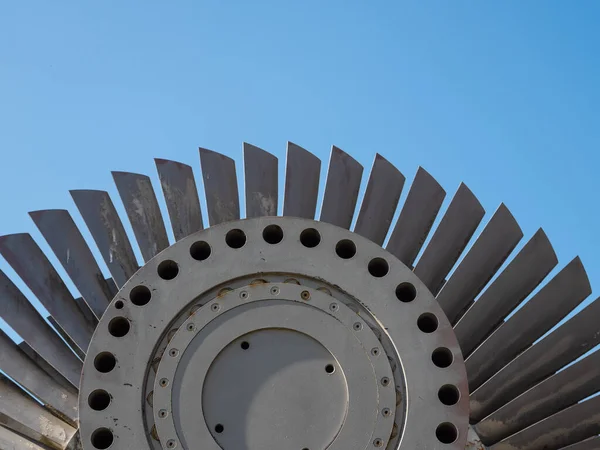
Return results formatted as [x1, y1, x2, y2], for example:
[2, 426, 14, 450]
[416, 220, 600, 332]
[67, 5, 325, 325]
[30, 209, 112, 318]
[155, 158, 204, 240]
[436, 203, 522, 324]
[283, 142, 321, 219]
[454, 228, 558, 357]
[490, 395, 600, 450]
[320, 146, 363, 229]
[0, 329, 78, 424]
[413, 183, 484, 294]
[0, 269, 82, 387]
[18, 341, 76, 392]
[113, 171, 170, 262]
[0, 374, 77, 450]
[561, 437, 600, 450]
[470, 296, 600, 422]
[0, 234, 94, 353]
[466, 256, 591, 391]
[0, 426, 46, 450]
[354, 154, 405, 245]
[475, 349, 600, 445]
[79, 217, 469, 450]
[387, 166, 446, 267]
[243, 143, 278, 217]
[199, 147, 241, 225]
[70, 189, 139, 288]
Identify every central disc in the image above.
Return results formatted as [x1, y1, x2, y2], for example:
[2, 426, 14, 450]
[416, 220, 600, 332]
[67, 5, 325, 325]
[202, 329, 348, 449]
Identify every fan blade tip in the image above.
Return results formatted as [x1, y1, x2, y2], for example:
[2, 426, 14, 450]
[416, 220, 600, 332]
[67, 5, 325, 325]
[154, 157, 168, 165]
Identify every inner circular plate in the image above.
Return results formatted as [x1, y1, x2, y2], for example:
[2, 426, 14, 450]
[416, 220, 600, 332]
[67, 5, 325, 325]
[79, 217, 469, 450]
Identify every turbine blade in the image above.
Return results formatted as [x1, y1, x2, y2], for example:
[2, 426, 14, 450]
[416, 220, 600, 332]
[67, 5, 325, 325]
[283, 142, 321, 219]
[199, 148, 240, 225]
[244, 143, 278, 217]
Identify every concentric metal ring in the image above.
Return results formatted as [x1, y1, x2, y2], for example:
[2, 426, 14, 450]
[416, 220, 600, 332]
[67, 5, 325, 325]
[80, 217, 469, 449]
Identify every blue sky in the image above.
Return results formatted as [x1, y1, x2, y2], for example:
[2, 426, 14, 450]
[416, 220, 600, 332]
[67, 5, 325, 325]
[1, 2, 599, 342]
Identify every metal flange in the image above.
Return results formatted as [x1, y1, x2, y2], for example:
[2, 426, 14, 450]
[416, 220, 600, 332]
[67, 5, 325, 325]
[79, 217, 469, 449]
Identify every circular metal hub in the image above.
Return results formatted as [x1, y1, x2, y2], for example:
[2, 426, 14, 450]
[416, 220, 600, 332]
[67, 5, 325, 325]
[80, 217, 469, 449]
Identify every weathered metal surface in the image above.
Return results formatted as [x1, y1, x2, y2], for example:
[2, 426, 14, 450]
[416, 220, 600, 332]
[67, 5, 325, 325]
[436, 204, 522, 324]
[466, 257, 591, 391]
[413, 183, 484, 294]
[354, 154, 405, 245]
[0, 374, 77, 450]
[283, 142, 321, 219]
[0, 234, 94, 353]
[561, 437, 600, 450]
[320, 146, 363, 229]
[490, 395, 600, 450]
[0, 425, 45, 450]
[155, 158, 204, 240]
[475, 349, 600, 445]
[386, 167, 446, 267]
[71, 189, 139, 288]
[48, 316, 85, 360]
[30, 209, 112, 318]
[0, 329, 78, 424]
[243, 143, 278, 217]
[199, 148, 241, 225]
[470, 296, 600, 422]
[18, 341, 76, 392]
[454, 229, 558, 357]
[113, 171, 170, 262]
[0, 269, 81, 387]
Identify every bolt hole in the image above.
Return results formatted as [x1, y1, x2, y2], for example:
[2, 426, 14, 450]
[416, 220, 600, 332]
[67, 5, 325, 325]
[436, 422, 458, 444]
[226, 229, 246, 249]
[129, 285, 151, 306]
[108, 317, 130, 338]
[241, 341, 250, 350]
[215, 424, 224, 434]
[94, 352, 116, 373]
[263, 224, 284, 244]
[381, 377, 390, 386]
[432, 348, 454, 368]
[300, 228, 321, 248]
[325, 364, 335, 374]
[368, 257, 389, 277]
[114, 300, 124, 309]
[438, 385, 460, 406]
[88, 390, 111, 411]
[91, 428, 113, 449]
[335, 239, 356, 259]
[395, 282, 416, 302]
[417, 313, 438, 333]
[190, 240, 211, 260]
[157, 260, 179, 280]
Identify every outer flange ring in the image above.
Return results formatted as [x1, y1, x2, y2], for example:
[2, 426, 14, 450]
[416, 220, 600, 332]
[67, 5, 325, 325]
[80, 217, 469, 450]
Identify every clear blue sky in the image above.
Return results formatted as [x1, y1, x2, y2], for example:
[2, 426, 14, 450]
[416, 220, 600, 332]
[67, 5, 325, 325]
[1, 2, 599, 341]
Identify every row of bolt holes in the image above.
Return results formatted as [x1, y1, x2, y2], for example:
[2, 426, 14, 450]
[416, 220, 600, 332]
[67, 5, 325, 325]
[87, 225, 459, 448]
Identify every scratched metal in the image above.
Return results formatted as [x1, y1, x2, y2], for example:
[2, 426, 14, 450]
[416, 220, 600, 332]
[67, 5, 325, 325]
[155, 158, 204, 240]
[436, 204, 522, 325]
[113, 171, 170, 262]
[454, 229, 558, 357]
[283, 142, 321, 219]
[71, 189, 139, 288]
[413, 183, 485, 294]
[0, 234, 94, 353]
[466, 257, 591, 391]
[354, 154, 405, 245]
[470, 296, 600, 422]
[490, 395, 600, 450]
[0, 425, 45, 450]
[0, 329, 78, 424]
[320, 146, 363, 229]
[0, 373, 77, 450]
[560, 437, 600, 450]
[30, 209, 112, 318]
[387, 167, 446, 267]
[0, 271, 81, 387]
[48, 316, 85, 360]
[244, 143, 278, 217]
[475, 348, 600, 445]
[18, 341, 76, 392]
[199, 148, 241, 225]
